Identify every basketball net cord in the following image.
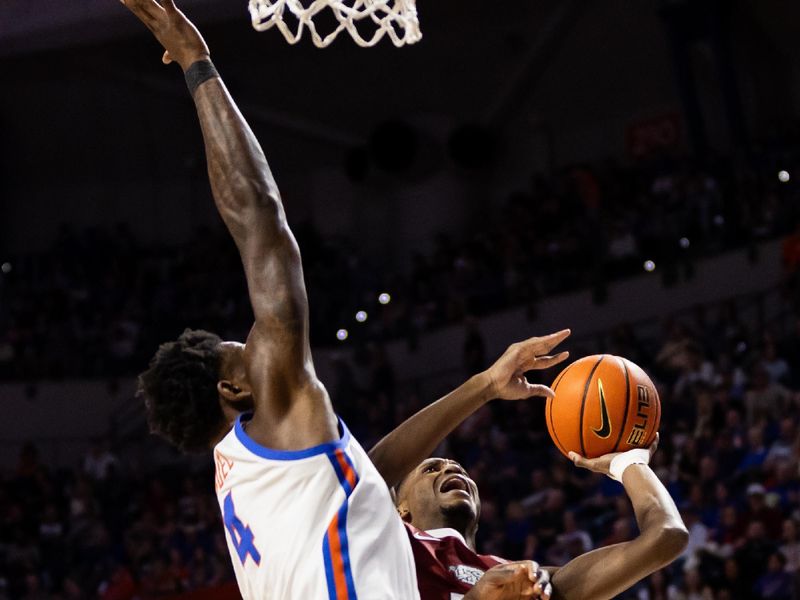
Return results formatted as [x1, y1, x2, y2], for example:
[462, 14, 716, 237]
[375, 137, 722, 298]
[248, 0, 422, 48]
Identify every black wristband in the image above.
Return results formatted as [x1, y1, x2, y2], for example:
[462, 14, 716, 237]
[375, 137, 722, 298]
[185, 59, 218, 95]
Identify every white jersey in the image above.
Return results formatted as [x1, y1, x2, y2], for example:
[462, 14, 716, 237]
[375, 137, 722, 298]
[213, 413, 420, 600]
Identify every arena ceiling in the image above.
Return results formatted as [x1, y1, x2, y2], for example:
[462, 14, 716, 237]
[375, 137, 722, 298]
[2, 0, 574, 138]
[1, 0, 800, 186]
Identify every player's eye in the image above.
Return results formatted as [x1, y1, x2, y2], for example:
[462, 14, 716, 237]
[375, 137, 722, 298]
[422, 465, 438, 473]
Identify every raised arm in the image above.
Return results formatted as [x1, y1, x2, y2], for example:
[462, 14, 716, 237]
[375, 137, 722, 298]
[122, 0, 335, 448]
[369, 330, 570, 488]
[191, 75, 309, 335]
[548, 441, 689, 600]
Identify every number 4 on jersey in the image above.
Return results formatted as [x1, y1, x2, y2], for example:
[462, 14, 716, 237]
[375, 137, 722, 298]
[223, 492, 262, 566]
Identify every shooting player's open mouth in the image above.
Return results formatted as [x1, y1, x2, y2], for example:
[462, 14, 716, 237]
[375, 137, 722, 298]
[439, 474, 471, 496]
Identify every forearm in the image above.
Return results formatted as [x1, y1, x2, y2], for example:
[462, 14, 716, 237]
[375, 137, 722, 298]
[551, 466, 687, 600]
[190, 70, 283, 242]
[369, 373, 493, 488]
[624, 465, 684, 534]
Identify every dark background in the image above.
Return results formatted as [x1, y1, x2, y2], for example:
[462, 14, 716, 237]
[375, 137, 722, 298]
[3, 1, 800, 599]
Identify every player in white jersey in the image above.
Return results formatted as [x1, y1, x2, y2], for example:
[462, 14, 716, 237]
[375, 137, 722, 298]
[122, 1, 569, 598]
[121, 1, 417, 595]
[214, 417, 414, 598]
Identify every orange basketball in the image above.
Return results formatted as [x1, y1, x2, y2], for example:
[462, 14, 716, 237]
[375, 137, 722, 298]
[546, 355, 660, 459]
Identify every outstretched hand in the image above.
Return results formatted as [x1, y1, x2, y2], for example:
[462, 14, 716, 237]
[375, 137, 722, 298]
[120, 0, 210, 70]
[485, 329, 570, 401]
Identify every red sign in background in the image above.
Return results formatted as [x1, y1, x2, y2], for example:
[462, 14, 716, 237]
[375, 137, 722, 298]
[626, 112, 683, 159]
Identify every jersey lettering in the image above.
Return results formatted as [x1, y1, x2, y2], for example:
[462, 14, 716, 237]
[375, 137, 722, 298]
[449, 565, 485, 586]
[215, 449, 234, 491]
[223, 491, 262, 566]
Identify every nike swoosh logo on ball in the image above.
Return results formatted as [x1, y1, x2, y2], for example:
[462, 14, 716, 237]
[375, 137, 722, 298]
[592, 379, 612, 439]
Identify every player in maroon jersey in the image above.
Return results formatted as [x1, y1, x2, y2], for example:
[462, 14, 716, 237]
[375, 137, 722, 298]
[394, 438, 688, 600]
[363, 332, 575, 598]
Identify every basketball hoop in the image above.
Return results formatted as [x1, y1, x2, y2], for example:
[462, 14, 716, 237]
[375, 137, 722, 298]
[248, 0, 422, 48]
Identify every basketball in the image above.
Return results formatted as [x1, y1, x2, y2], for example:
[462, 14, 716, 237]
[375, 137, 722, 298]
[546, 355, 660, 459]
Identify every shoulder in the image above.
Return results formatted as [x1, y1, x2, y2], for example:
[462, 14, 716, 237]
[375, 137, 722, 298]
[408, 525, 507, 569]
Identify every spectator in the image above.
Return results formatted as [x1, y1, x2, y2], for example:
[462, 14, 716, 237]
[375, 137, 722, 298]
[680, 509, 710, 570]
[670, 567, 712, 600]
[764, 417, 798, 469]
[745, 365, 791, 425]
[636, 569, 675, 600]
[753, 552, 794, 600]
[718, 558, 746, 600]
[762, 337, 791, 384]
[738, 425, 769, 475]
[778, 519, 800, 574]
[83, 439, 118, 482]
[741, 484, 784, 539]
[735, 521, 777, 591]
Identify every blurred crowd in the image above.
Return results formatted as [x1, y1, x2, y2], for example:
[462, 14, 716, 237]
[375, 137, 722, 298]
[431, 305, 800, 600]
[1, 440, 234, 599]
[2, 153, 800, 598]
[1, 157, 799, 381]
[335, 284, 800, 600]
[3, 276, 800, 598]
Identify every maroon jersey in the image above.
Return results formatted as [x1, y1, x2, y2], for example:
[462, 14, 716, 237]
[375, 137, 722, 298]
[405, 523, 508, 600]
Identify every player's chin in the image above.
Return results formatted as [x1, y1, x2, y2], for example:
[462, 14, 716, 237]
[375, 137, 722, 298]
[438, 492, 477, 514]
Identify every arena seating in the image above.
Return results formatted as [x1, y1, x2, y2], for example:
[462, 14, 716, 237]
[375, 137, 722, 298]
[3, 268, 800, 597]
[1, 157, 797, 382]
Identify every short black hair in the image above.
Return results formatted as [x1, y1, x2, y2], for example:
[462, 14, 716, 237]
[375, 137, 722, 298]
[137, 329, 224, 453]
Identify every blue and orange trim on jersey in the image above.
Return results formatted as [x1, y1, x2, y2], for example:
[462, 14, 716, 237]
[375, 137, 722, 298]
[323, 448, 359, 600]
[233, 413, 352, 461]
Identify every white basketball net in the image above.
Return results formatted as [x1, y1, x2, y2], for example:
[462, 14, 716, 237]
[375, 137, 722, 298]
[248, 0, 422, 48]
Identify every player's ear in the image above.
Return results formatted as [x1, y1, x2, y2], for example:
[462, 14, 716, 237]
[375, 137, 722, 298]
[217, 379, 252, 404]
[396, 501, 412, 522]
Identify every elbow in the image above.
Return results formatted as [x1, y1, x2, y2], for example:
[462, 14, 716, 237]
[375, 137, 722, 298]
[654, 525, 689, 559]
[230, 176, 283, 218]
[253, 189, 282, 213]
[248, 190, 284, 225]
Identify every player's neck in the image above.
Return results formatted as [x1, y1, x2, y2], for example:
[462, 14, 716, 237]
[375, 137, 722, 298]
[436, 509, 478, 550]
